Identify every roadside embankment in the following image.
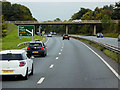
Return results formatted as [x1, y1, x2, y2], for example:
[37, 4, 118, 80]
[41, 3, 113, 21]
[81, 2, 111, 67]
[1, 23, 45, 50]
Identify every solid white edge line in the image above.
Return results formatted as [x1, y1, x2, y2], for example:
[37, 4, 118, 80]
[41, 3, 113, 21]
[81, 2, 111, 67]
[62, 41, 64, 47]
[81, 42, 120, 80]
[50, 64, 54, 68]
[37, 77, 45, 84]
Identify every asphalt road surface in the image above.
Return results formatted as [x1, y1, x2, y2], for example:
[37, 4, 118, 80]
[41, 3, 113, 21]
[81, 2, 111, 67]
[2, 36, 119, 88]
[71, 35, 119, 48]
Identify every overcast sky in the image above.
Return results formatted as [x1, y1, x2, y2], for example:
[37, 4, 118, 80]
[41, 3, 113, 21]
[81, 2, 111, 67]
[7, 0, 119, 21]
[7, 0, 120, 2]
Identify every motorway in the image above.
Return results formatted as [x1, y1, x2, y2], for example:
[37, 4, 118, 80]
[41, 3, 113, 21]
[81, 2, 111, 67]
[2, 36, 119, 88]
[71, 35, 120, 48]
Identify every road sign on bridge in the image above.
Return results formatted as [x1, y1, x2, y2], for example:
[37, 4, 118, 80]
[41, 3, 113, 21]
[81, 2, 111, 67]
[18, 25, 35, 37]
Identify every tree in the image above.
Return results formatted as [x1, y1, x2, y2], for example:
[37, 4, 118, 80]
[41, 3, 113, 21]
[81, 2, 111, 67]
[71, 8, 91, 20]
[113, 1, 120, 19]
[54, 18, 61, 22]
[2, 15, 8, 37]
[2, 2, 11, 20]
[2, 2, 37, 21]
[101, 14, 114, 32]
[81, 11, 93, 20]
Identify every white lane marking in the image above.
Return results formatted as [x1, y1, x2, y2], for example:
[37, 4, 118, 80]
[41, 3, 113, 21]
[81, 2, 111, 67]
[44, 38, 49, 44]
[62, 40, 64, 47]
[50, 64, 54, 68]
[56, 57, 59, 59]
[81, 42, 120, 80]
[62, 47, 63, 48]
[59, 53, 61, 55]
[37, 77, 45, 84]
[61, 49, 62, 51]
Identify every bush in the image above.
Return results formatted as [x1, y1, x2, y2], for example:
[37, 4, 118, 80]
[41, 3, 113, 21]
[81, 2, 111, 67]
[2, 29, 7, 37]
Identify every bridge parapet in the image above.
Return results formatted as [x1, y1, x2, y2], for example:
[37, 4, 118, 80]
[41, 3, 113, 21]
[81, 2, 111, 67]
[5, 21, 39, 24]
[5, 20, 119, 25]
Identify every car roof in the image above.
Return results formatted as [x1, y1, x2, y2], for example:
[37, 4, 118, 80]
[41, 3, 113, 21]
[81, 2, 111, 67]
[29, 41, 42, 43]
[0, 50, 26, 54]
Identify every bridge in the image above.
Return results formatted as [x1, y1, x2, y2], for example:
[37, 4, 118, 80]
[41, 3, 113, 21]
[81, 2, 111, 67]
[5, 20, 119, 35]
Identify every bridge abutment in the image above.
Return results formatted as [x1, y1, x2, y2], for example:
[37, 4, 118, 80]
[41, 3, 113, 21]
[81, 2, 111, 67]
[39, 25, 41, 36]
[66, 25, 68, 34]
[93, 25, 96, 35]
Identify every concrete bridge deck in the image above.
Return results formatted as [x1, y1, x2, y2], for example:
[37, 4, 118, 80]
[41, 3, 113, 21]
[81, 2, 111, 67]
[5, 20, 119, 35]
[5, 20, 119, 25]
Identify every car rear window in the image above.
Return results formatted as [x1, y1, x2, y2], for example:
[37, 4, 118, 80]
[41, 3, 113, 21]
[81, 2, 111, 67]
[29, 43, 42, 47]
[64, 34, 68, 36]
[0, 54, 23, 60]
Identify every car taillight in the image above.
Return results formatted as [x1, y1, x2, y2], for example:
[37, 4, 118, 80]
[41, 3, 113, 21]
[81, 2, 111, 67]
[19, 61, 26, 67]
[7, 53, 12, 54]
[41, 46, 44, 50]
[27, 47, 30, 50]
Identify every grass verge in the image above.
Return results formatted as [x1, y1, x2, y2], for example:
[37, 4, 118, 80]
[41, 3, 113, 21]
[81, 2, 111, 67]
[70, 33, 119, 38]
[103, 33, 119, 38]
[1, 23, 44, 50]
[71, 36, 120, 64]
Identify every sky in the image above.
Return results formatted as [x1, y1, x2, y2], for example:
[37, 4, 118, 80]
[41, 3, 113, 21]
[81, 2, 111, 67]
[6, 0, 120, 2]
[6, 0, 119, 21]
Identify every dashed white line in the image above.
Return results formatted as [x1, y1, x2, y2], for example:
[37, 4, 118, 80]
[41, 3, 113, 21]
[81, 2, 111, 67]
[81, 41, 120, 80]
[62, 42, 64, 46]
[61, 49, 62, 51]
[37, 77, 45, 84]
[50, 64, 54, 68]
[56, 57, 59, 59]
[62, 47, 63, 48]
[59, 53, 61, 55]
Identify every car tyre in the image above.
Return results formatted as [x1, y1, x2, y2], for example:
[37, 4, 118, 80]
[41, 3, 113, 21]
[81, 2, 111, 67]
[45, 53, 47, 56]
[23, 68, 28, 80]
[42, 53, 46, 57]
[30, 65, 33, 75]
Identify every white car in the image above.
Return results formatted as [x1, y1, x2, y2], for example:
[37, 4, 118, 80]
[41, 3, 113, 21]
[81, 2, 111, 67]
[47, 34, 52, 37]
[0, 50, 34, 80]
[72, 19, 82, 22]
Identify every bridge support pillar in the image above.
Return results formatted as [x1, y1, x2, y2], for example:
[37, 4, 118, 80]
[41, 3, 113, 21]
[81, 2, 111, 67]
[93, 25, 96, 35]
[35, 25, 38, 34]
[39, 25, 41, 36]
[66, 25, 68, 34]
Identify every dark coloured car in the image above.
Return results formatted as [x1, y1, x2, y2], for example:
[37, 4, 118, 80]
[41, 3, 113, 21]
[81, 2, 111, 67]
[63, 34, 70, 40]
[118, 35, 120, 41]
[97, 33, 103, 38]
[27, 41, 47, 57]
